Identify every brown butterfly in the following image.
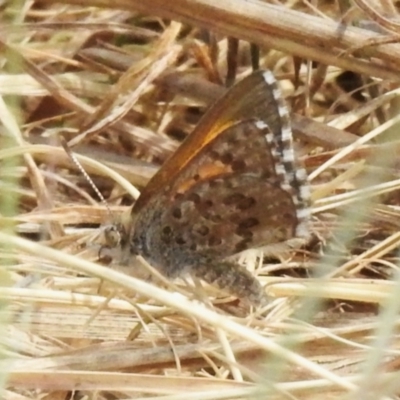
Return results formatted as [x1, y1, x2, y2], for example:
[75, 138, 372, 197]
[119, 70, 311, 305]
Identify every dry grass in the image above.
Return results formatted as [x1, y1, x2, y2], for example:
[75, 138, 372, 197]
[2, 0, 400, 399]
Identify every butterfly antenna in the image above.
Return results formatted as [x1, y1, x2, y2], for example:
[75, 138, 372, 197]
[60, 137, 114, 219]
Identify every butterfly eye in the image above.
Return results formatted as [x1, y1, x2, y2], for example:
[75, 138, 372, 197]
[104, 224, 123, 247]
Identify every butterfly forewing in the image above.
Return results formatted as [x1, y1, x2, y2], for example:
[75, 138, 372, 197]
[132, 70, 291, 213]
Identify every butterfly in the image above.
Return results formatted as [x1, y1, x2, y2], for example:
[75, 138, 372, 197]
[119, 70, 311, 305]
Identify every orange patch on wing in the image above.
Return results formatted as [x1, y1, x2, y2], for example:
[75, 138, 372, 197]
[176, 162, 232, 194]
[198, 162, 231, 179]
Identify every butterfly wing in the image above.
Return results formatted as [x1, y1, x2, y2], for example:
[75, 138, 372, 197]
[131, 119, 310, 277]
[133, 70, 292, 213]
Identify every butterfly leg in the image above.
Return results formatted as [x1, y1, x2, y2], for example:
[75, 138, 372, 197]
[192, 261, 267, 306]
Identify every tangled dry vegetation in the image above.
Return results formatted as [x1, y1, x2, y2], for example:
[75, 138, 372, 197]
[3, 0, 400, 399]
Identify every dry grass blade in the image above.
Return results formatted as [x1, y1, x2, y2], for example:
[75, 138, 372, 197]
[47, 0, 400, 79]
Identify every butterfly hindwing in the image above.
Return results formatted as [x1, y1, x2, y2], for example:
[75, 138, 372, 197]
[132, 119, 300, 275]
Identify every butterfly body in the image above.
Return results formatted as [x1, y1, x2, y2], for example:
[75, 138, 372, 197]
[125, 70, 311, 305]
